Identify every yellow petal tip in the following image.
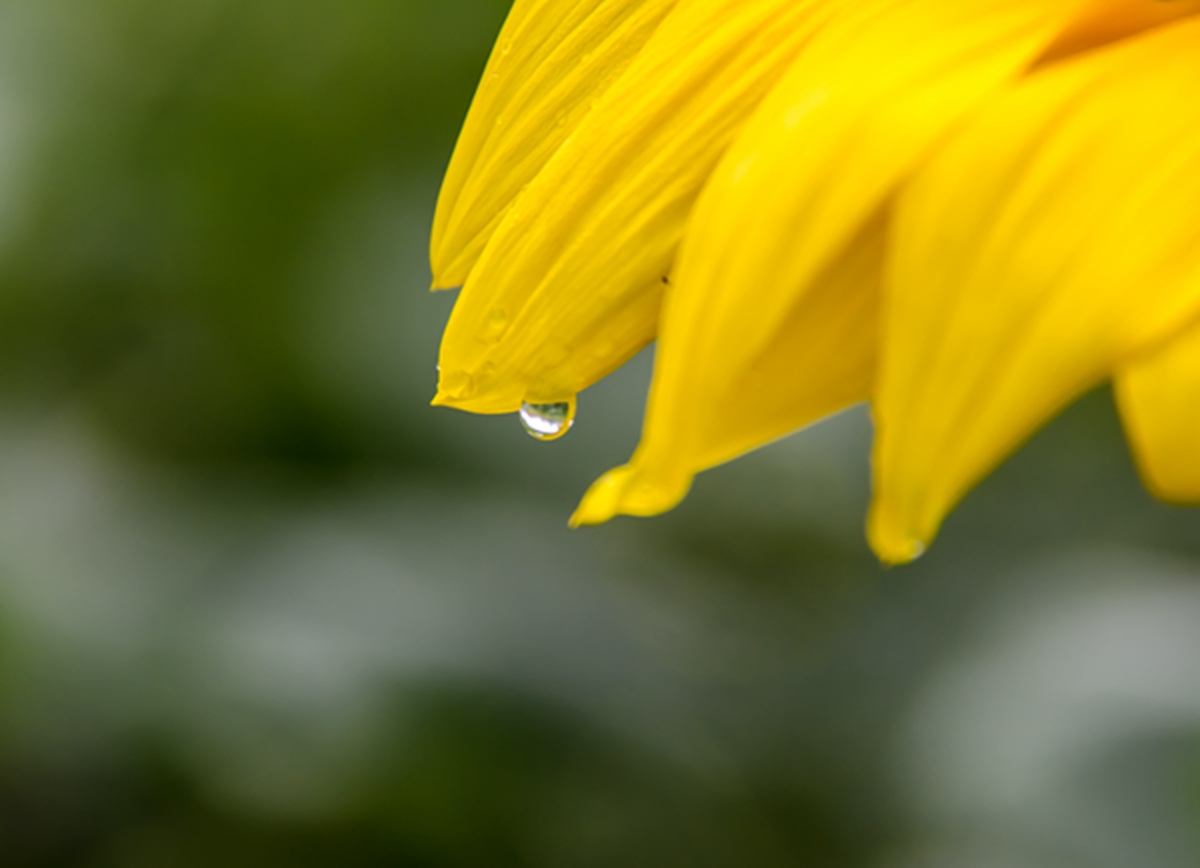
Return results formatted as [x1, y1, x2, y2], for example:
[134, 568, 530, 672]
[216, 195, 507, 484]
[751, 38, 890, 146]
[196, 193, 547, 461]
[569, 467, 629, 527]
[866, 505, 930, 566]
[569, 463, 692, 527]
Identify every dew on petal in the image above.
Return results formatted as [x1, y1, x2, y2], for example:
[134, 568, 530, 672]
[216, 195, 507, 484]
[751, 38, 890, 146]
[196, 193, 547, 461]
[519, 398, 576, 441]
[484, 307, 509, 341]
[441, 369, 474, 398]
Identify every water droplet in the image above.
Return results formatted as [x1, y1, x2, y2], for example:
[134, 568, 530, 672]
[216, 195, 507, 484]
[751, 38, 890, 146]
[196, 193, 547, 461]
[519, 398, 576, 441]
[442, 369, 474, 398]
[484, 307, 508, 341]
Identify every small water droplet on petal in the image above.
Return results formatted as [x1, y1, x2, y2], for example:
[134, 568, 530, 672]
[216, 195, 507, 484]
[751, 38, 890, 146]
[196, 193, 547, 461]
[442, 369, 474, 398]
[519, 398, 576, 441]
[484, 307, 508, 341]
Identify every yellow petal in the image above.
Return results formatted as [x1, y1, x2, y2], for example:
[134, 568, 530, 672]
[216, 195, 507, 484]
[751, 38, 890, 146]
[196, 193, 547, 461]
[869, 17, 1200, 564]
[574, 0, 1090, 524]
[435, 0, 837, 413]
[695, 214, 886, 473]
[430, 0, 677, 290]
[571, 213, 884, 525]
[1115, 321, 1200, 502]
[1041, 0, 1200, 62]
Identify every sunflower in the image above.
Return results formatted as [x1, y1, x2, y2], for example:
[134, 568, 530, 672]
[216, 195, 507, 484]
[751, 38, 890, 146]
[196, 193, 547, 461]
[429, 0, 1200, 563]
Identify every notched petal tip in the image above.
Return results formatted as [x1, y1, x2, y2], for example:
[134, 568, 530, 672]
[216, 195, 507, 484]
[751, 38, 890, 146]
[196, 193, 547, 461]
[569, 464, 691, 527]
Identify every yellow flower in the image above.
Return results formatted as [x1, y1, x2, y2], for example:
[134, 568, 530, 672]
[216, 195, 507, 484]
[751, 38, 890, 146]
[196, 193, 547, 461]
[431, 0, 1200, 563]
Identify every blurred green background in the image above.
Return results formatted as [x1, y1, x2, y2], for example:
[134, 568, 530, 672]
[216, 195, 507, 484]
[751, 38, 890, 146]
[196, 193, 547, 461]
[0, 1, 1198, 866]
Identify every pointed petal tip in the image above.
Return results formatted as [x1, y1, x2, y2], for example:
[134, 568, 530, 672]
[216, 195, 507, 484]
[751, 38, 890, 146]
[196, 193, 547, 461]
[429, 245, 465, 292]
[1115, 333, 1200, 507]
[571, 462, 693, 527]
[429, 273, 460, 292]
[866, 502, 931, 566]
[569, 467, 631, 528]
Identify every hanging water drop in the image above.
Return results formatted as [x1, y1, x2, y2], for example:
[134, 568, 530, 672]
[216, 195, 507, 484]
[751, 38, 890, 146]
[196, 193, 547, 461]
[519, 398, 576, 441]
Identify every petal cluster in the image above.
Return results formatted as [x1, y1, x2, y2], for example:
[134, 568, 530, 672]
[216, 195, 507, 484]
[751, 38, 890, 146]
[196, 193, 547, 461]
[431, 0, 1200, 562]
